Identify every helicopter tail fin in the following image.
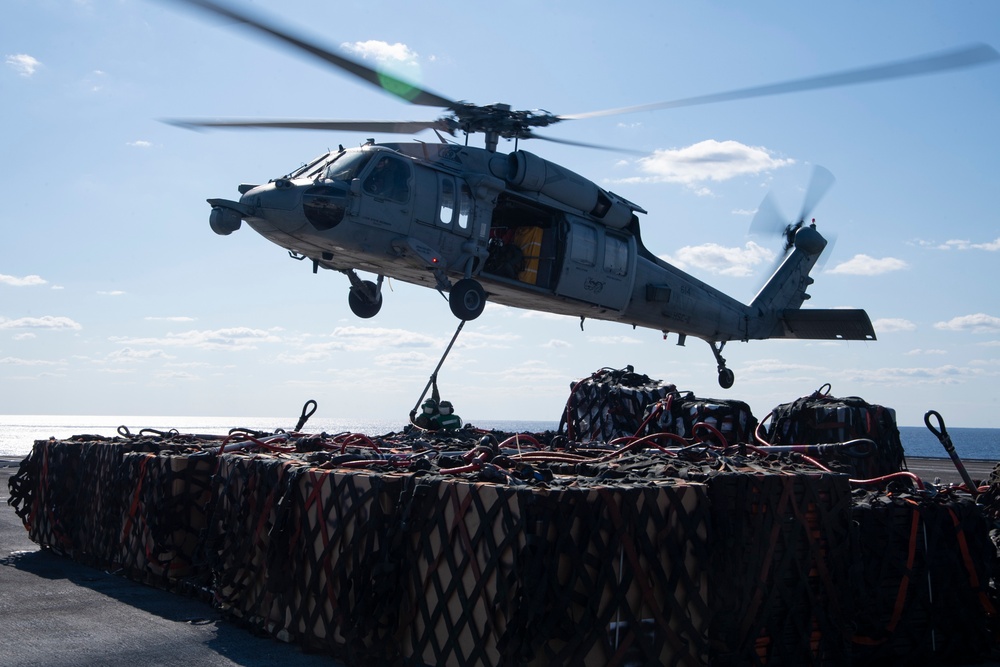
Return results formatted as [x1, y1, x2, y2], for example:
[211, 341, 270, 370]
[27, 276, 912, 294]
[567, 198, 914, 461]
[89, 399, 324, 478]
[749, 224, 876, 341]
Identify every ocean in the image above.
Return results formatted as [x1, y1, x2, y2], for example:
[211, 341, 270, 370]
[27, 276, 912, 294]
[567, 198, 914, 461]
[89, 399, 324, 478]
[0, 415, 997, 462]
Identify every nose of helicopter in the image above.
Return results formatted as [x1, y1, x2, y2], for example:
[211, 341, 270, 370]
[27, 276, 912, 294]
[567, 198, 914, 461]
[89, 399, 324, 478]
[238, 180, 307, 234]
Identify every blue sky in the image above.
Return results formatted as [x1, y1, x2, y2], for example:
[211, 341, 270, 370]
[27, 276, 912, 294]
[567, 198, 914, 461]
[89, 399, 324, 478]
[3, 0, 999, 428]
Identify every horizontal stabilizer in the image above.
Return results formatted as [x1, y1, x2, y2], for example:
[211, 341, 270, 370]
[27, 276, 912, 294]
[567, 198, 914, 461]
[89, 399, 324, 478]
[780, 309, 876, 341]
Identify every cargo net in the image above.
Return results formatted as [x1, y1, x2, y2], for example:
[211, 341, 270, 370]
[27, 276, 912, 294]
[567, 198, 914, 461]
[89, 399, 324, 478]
[395, 475, 711, 667]
[970, 462, 1000, 656]
[851, 488, 996, 666]
[4, 394, 994, 667]
[759, 383, 907, 480]
[118, 449, 217, 594]
[560, 365, 679, 443]
[6, 434, 215, 587]
[707, 471, 854, 667]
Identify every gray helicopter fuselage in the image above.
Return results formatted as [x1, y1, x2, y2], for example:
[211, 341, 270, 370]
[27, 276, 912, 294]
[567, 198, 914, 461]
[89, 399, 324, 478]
[210, 142, 754, 339]
[208, 141, 873, 364]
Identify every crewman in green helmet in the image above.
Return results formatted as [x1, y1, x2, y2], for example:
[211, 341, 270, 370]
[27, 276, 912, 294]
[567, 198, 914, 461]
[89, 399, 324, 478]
[437, 400, 462, 431]
[414, 398, 439, 430]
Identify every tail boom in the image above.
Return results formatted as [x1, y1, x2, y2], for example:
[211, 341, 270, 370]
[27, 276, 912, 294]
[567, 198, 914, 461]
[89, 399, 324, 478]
[747, 223, 876, 342]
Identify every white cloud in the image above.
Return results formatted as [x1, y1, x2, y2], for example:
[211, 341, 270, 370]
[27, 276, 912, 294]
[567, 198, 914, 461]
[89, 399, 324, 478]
[98, 290, 126, 296]
[0, 274, 47, 287]
[13, 333, 36, 340]
[373, 351, 437, 368]
[0, 316, 82, 331]
[958, 238, 1000, 251]
[127, 140, 153, 148]
[6, 54, 41, 77]
[145, 316, 196, 322]
[339, 40, 423, 89]
[274, 350, 335, 365]
[110, 327, 282, 350]
[904, 348, 947, 356]
[457, 331, 521, 349]
[840, 364, 988, 386]
[827, 254, 907, 276]
[107, 347, 173, 363]
[329, 325, 439, 351]
[661, 241, 775, 277]
[617, 140, 794, 188]
[874, 318, 917, 333]
[587, 335, 643, 345]
[484, 359, 567, 383]
[741, 358, 826, 374]
[518, 311, 576, 322]
[919, 237, 1000, 251]
[934, 313, 1000, 334]
[82, 69, 107, 93]
[542, 339, 572, 349]
[0, 356, 60, 366]
[341, 40, 419, 66]
[270, 325, 518, 369]
[155, 370, 199, 381]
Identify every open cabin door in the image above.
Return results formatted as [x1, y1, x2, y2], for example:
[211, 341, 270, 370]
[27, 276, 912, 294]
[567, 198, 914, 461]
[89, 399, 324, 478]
[555, 215, 636, 311]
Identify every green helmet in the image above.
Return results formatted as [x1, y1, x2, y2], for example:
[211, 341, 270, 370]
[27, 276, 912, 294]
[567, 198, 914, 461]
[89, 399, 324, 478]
[439, 400, 453, 415]
[421, 399, 437, 414]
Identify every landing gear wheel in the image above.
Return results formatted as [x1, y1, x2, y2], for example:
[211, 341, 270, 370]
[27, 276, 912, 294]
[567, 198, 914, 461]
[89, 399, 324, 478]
[449, 278, 486, 321]
[348, 280, 382, 319]
[707, 339, 734, 389]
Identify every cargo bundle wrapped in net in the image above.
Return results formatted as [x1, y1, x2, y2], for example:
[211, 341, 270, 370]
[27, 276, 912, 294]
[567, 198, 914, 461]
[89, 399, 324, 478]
[6, 370, 999, 666]
[757, 382, 906, 479]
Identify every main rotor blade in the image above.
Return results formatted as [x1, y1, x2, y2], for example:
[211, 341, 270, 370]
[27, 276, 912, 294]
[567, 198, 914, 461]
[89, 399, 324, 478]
[530, 132, 646, 155]
[164, 118, 448, 134]
[561, 43, 1000, 120]
[162, 0, 458, 108]
[798, 165, 836, 222]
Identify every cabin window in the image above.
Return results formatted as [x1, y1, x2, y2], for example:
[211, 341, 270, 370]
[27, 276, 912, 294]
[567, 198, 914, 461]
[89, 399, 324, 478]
[362, 155, 410, 202]
[458, 183, 472, 230]
[571, 226, 598, 266]
[439, 177, 455, 225]
[604, 235, 629, 276]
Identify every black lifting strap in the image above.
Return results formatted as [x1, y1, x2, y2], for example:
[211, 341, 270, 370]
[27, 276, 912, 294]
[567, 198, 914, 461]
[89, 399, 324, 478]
[410, 320, 465, 421]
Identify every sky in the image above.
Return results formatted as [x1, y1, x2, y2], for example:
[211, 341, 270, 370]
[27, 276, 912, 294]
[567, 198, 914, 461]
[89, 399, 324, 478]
[2, 0, 1000, 429]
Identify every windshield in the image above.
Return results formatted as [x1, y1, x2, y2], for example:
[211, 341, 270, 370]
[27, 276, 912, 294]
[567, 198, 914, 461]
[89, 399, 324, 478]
[285, 152, 333, 180]
[324, 151, 373, 182]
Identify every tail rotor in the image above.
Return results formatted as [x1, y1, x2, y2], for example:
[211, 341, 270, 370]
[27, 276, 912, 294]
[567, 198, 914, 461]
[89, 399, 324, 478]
[750, 166, 836, 274]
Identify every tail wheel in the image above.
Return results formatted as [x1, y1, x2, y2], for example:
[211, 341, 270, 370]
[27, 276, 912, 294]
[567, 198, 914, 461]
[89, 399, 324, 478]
[718, 368, 735, 389]
[348, 280, 382, 318]
[449, 278, 486, 321]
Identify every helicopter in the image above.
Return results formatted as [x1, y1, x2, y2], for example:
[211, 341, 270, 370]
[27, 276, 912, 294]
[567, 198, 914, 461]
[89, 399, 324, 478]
[164, 0, 999, 389]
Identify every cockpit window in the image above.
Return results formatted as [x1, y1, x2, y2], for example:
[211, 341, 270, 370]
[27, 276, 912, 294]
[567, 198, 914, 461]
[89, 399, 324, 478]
[324, 151, 374, 182]
[285, 152, 332, 180]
